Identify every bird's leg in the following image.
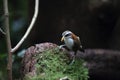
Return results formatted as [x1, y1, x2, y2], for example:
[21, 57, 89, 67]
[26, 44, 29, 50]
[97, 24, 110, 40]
[69, 55, 75, 65]
[69, 51, 77, 65]
[59, 44, 70, 51]
[59, 44, 66, 50]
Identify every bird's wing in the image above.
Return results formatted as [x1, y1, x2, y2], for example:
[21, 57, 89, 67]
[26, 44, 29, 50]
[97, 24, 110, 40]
[77, 36, 84, 52]
[77, 36, 81, 44]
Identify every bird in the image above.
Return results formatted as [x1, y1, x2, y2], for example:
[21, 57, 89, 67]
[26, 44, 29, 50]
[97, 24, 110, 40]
[60, 30, 84, 53]
[60, 30, 84, 64]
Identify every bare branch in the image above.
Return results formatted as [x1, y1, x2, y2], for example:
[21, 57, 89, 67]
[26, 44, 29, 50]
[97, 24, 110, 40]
[11, 0, 39, 53]
[0, 27, 6, 35]
[3, 0, 12, 80]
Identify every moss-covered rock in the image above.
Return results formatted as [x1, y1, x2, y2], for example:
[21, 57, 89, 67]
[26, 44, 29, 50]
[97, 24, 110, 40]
[22, 43, 88, 80]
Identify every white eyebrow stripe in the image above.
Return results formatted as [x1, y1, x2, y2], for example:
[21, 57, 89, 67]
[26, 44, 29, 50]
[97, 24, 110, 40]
[62, 31, 72, 36]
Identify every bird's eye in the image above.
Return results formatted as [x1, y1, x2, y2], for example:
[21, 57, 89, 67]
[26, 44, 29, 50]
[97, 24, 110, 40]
[65, 34, 71, 37]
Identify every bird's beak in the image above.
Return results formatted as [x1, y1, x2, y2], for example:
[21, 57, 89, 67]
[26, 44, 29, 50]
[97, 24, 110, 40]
[61, 36, 64, 42]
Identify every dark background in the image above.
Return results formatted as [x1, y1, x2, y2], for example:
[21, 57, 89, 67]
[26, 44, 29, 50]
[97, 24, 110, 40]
[28, 0, 120, 50]
[1, 0, 120, 79]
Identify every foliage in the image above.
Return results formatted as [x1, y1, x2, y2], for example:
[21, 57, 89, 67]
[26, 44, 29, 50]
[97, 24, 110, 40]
[24, 48, 89, 80]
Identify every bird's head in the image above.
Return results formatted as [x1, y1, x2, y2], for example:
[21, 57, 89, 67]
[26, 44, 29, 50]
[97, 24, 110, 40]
[61, 30, 73, 42]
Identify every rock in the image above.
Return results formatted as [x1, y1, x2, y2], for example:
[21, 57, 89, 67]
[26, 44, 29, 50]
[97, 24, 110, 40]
[21, 42, 120, 80]
[21, 42, 57, 78]
[21, 42, 88, 80]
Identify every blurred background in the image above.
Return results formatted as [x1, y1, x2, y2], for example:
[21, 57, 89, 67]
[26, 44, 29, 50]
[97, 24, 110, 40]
[0, 0, 120, 80]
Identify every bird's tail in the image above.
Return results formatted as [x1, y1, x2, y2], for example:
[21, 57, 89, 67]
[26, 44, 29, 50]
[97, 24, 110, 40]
[79, 45, 85, 52]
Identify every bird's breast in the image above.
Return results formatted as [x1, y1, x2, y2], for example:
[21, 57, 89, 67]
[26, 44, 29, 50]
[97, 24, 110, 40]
[64, 38, 74, 50]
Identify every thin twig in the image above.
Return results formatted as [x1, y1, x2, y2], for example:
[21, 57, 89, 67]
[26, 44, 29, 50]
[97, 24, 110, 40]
[11, 0, 39, 53]
[0, 27, 6, 35]
[3, 0, 12, 80]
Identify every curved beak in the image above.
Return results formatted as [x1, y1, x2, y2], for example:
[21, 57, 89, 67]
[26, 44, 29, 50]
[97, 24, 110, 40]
[61, 36, 64, 42]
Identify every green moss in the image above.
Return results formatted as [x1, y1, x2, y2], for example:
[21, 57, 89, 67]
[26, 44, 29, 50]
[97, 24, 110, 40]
[24, 47, 89, 80]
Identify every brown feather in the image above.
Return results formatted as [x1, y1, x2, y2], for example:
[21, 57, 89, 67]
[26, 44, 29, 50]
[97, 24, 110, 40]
[71, 33, 84, 53]
[71, 33, 80, 53]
